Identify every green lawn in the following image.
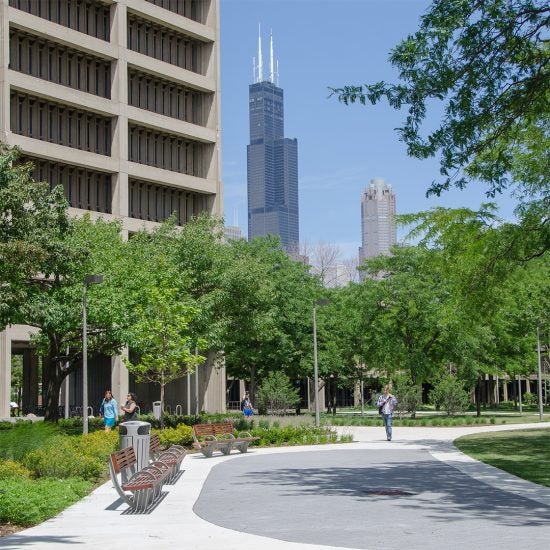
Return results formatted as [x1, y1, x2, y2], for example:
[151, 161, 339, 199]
[454, 428, 550, 488]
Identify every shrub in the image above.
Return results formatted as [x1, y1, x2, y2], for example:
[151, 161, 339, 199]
[522, 392, 537, 406]
[256, 372, 301, 415]
[429, 376, 470, 416]
[393, 375, 423, 418]
[0, 460, 32, 480]
[0, 477, 91, 526]
[249, 425, 343, 447]
[21, 436, 104, 480]
[156, 424, 193, 447]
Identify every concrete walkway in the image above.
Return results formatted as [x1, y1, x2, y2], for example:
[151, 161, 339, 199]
[1, 423, 549, 550]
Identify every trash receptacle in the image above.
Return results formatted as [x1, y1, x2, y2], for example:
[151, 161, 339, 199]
[119, 421, 151, 475]
[152, 401, 162, 420]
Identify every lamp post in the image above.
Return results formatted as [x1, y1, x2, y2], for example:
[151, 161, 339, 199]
[313, 298, 329, 427]
[537, 326, 544, 421]
[82, 274, 103, 435]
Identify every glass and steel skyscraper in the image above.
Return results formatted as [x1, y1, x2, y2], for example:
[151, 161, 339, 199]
[247, 30, 299, 252]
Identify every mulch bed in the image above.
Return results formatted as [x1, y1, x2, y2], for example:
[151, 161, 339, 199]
[0, 523, 25, 537]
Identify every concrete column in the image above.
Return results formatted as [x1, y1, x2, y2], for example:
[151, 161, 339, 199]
[202, 351, 226, 413]
[111, 349, 129, 410]
[0, 0, 11, 142]
[0, 328, 10, 417]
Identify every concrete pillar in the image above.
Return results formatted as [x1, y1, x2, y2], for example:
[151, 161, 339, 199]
[111, 349, 129, 410]
[0, 329, 10, 417]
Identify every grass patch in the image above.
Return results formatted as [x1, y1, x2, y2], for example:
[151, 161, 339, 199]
[454, 428, 550, 488]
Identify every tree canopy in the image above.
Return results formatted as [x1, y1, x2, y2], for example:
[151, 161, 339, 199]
[331, 0, 549, 200]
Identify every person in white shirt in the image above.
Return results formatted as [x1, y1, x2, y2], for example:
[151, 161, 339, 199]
[377, 385, 398, 441]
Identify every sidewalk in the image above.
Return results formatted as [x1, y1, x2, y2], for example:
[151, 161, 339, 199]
[1, 423, 549, 550]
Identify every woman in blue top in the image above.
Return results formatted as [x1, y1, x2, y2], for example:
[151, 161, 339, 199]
[99, 390, 118, 432]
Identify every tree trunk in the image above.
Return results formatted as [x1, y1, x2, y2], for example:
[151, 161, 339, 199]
[249, 365, 256, 406]
[476, 376, 482, 417]
[43, 355, 66, 422]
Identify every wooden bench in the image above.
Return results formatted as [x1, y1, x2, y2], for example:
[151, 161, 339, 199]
[149, 433, 186, 482]
[192, 421, 259, 458]
[109, 446, 171, 512]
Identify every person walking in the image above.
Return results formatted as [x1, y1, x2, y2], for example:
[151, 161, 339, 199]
[377, 385, 398, 441]
[121, 392, 138, 421]
[240, 391, 253, 418]
[99, 390, 118, 432]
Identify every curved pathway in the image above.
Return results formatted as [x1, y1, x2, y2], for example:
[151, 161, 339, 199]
[1, 423, 549, 550]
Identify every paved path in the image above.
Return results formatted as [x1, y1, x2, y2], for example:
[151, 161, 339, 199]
[1, 423, 549, 550]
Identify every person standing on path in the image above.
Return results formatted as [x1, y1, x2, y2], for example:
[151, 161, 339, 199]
[121, 392, 138, 421]
[240, 391, 253, 418]
[99, 390, 118, 431]
[377, 385, 398, 441]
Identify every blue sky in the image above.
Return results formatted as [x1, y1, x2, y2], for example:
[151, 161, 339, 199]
[219, 0, 518, 259]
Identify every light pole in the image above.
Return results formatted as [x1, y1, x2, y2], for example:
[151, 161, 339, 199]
[537, 326, 544, 421]
[82, 274, 103, 435]
[313, 298, 329, 427]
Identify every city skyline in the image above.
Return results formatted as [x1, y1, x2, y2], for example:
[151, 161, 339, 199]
[220, 0, 518, 260]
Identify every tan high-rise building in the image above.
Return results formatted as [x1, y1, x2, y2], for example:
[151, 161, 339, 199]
[358, 178, 396, 269]
[0, 0, 225, 418]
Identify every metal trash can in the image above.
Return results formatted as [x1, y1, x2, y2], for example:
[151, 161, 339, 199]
[152, 401, 162, 420]
[119, 421, 151, 476]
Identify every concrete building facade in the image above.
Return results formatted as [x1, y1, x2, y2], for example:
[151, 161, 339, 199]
[0, 0, 225, 418]
[358, 177, 396, 269]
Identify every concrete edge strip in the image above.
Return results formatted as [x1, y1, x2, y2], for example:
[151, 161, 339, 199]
[430, 443, 550, 508]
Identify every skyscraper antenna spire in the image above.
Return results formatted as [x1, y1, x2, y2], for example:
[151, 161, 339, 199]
[269, 30, 274, 83]
[258, 23, 263, 82]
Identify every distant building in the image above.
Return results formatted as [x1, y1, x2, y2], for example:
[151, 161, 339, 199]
[247, 29, 299, 252]
[223, 225, 244, 242]
[359, 178, 396, 271]
[322, 264, 356, 288]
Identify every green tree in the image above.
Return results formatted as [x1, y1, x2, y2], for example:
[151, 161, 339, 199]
[123, 287, 204, 429]
[221, 236, 319, 402]
[0, 145, 69, 328]
[430, 375, 470, 416]
[331, 0, 549, 199]
[17, 216, 129, 422]
[256, 371, 301, 415]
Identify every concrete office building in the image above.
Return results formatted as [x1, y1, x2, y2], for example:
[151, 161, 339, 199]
[0, 0, 225, 418]
[247, 29, 298, 252]
[358, 178, 396, 270]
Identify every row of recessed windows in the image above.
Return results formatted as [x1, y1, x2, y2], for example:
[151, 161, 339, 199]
[127, 14, 204, 74]
[128, 125, 208, 177]
[10, 91, 212, 177]
[9, 30, 212, 127]
[9, 29, 111, 99]
[145, 0, 208, 23]
[9, 0, 110, 42]
[128, 69, 209, 125]
[23, 156, 112, 213]
[129, 179, 210, 225]
[11, 91, 112, 156]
